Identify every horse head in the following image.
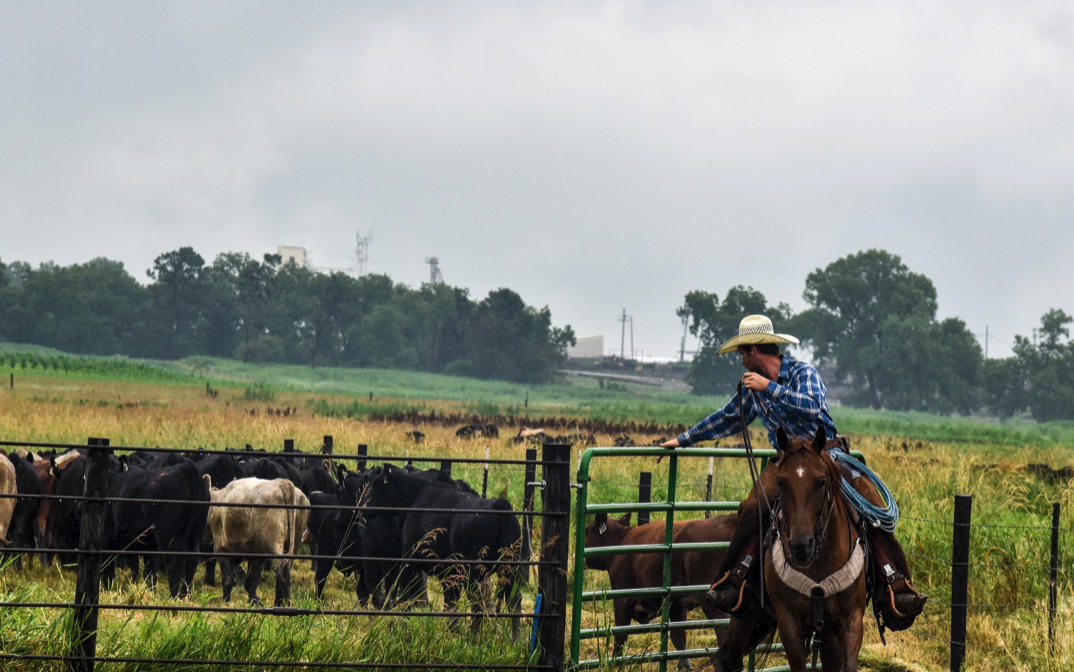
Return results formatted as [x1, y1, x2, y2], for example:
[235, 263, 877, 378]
[774, 426, 840, 565]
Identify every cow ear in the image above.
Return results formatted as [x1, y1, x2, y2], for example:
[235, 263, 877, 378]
[812, 426, 827, 455]
[594, 512, 607, 528]
[618, 513, 632, 526]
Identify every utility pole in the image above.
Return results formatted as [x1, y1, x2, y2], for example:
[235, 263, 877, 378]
[629, 316, 634, 361]
[680, 315, 688, 363]
[619, 308, 628, 359]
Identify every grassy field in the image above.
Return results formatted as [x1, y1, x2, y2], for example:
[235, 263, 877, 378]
[0, 355, 1072, 671]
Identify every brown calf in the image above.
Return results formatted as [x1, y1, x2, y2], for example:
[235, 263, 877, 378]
[584, 512, 737, 670]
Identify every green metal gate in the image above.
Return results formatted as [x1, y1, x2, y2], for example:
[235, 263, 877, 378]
[570, 445, 865, 671]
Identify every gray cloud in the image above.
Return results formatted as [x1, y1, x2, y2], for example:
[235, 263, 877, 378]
[3, 1, 1073, 358]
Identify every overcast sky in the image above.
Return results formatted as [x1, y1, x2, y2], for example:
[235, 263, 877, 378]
[3, 1, 1073, 359]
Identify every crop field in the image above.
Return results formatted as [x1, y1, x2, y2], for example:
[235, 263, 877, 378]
[0, 355, 1072, 671]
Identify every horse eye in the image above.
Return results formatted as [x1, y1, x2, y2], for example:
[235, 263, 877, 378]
[815, 478, 827, 489]
[776, 478, 787, 490]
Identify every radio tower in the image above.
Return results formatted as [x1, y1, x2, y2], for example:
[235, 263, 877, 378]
[355, 230, 373, 276]
[424, 257, 444, 284]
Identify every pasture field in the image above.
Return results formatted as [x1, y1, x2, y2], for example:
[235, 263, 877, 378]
[0, 365, 1072, 671]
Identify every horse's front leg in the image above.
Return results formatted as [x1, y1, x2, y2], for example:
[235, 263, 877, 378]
[819, 609, 865, 672]
[773, 608, 809, 672]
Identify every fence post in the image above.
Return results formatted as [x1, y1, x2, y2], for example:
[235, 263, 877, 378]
[357, 444, 367, 471]
[1049, 502, 1060, 654]
[704, 456, 714, 518]
[522, 448, 537, 564]
[439, 460, 452, 477]
[537, 443, 570, 672]
[322, 435, 333, 455]
[951, 494, 973, 672]
[482, 446, 490, 498]
[638, 472, 652, 526]
[70, 438, 111, 672]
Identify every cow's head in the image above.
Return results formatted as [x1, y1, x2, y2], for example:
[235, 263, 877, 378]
[583, 512, 632, 571]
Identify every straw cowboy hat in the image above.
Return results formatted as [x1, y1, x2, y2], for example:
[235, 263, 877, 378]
[716, 314, 800, 354]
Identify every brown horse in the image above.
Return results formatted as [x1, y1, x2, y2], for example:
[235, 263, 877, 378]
[763, 426, 867, 672]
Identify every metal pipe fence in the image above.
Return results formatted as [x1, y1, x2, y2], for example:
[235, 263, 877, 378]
[0, 437, 573, 672]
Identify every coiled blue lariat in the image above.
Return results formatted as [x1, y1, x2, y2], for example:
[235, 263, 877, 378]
[748, 388, 900, 533]
[830, 451, 900, 533]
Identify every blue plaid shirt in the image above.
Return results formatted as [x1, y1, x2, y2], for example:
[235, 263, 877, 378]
[677, 356, 838, 449]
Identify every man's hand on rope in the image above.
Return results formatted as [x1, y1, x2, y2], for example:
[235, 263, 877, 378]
[741, 372, 771, 392]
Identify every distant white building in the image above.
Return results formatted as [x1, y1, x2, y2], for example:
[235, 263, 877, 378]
[567, 335, 604, 359]
[277, 245, 309, 268]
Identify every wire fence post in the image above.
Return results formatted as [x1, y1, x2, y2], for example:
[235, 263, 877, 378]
[638, 472, 652, 526]
[322, 435, 333, 455]
[1049, 501, 1061, 655]
[537, 443, 570, 672]
[439, 459, 452, 477]
[70, 437, 111, 672]
[951, 494, 973, 672]
[357, 444, 367, 471]
[522, 448, 537, 565]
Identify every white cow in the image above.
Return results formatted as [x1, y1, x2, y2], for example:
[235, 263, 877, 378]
[204, 476, 310, 606]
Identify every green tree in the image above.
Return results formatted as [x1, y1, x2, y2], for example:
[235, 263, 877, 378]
[146, 247, 207, 359]
[1002, 309, 1074, 422]
[797, 249, 940, 408]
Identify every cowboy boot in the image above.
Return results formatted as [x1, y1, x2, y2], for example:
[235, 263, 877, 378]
[869, 528, 927, 630]
[707, 531, 761, 613]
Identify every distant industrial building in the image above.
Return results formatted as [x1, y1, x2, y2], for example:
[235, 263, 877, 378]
[277, 245, 308, 268]
[567, 335, 604, 359]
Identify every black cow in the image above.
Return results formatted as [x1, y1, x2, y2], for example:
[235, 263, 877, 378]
[103, 461, 210, 598]
[300, 461, 337, 496]
[243, 458, 305, 496]
[46, 456, 88, 566]
[307, 491, 347, 600]
[6, 453, 40, 569]
[363, 464, 523, 634]
[197, 455, 245, 489]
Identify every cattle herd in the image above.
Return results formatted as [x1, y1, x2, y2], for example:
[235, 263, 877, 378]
[0, 442, 524, 633]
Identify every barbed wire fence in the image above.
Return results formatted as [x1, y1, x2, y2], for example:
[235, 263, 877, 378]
[899, 498, 1070, 671]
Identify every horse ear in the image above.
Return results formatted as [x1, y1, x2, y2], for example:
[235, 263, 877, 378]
[812, 426, 828, 454]
[776, 427, 789, 458]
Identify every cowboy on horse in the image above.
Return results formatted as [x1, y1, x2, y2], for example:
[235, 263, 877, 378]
[659, 315, 927, 642]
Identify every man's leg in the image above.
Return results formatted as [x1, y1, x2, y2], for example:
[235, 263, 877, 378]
[846, 472, 927, 628]
[706, 463, 777, 613]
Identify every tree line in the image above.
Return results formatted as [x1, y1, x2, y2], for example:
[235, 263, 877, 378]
[0, 248, 575, 384]
[679, 249, 1074, 421]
